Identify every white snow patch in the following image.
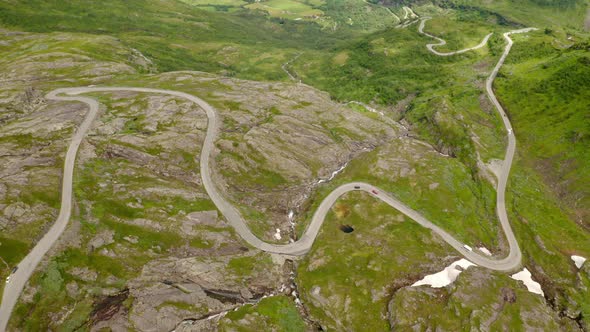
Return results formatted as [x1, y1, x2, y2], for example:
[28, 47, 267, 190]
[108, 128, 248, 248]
[571, 255, 587, 269]
[412, 259, 476, 288]
[478, 247, 492, 256]
[274, 228, 282, 240]
[511, 268, 544, 296]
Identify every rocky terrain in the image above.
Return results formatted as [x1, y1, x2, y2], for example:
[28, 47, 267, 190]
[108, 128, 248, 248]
[0, 29, 153, 274]
[3, 29, 587, 330]
[4, 87, 278, 330]
[151, 71, 403, 242]
[389, 267, 581, 331]
[0, 28, 401, 329]
[1, 0, 589, 330]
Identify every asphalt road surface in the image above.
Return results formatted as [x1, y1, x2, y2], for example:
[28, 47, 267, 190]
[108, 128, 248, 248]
[419, 17, 494, 56]
[0, 26, 536, 332]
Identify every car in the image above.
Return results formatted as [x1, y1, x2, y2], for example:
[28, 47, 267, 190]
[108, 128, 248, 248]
[371, 190, 378, 195]
[5, 276, 10, 284]
[354, 186, 360, 189]
[463, 245, 473, 252]
[11, 266, 18, 274]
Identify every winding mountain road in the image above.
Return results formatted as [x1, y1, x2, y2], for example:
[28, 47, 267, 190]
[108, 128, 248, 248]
[419, 17, 493, 56]
[0, 22, 536, 331]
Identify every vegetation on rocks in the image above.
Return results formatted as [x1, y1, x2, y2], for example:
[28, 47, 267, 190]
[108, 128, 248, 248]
[0, 0, 588, 330]
[219, 295, 308, 331]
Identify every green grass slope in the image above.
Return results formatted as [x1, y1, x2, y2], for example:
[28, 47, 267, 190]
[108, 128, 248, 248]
[447, 0, 589, 29]
[495, 32, 590, 228]
[0, 0, 346, 80]
[0, 0, 589, 330]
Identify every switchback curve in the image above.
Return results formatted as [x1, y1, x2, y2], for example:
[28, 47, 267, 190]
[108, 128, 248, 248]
[419, 17, 494, 56]
[0, 22, 537, 332]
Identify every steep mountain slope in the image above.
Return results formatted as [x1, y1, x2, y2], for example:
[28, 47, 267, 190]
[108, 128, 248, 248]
[0, 0, 588, 330]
